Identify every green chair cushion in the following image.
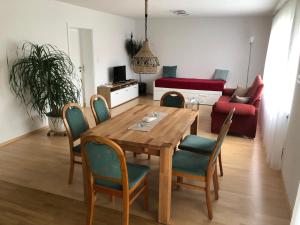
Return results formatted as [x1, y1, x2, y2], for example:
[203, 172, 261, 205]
[73, 145, 81, 154]
[162, 95, 184, 108]
[172, 151, 210, 176]
[66, 107, 89, 140]
[95, 163, 150, 190]
[93, 98, 110, 122]
[162, 66, 177, 78]
[213, 69, 229, 81]
[178, 135, 216, 154]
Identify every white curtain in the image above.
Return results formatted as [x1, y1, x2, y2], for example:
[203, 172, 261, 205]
[262, 0, 300, 169]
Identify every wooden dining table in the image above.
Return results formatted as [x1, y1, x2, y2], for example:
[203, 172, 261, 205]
[81, 104, 198, 224]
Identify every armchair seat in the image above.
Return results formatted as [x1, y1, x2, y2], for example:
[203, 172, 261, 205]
[95, 163, 150, 190]
[178, 135, 216, 154]
[173, 151, 210, 176]
[214, 101, 256, 116]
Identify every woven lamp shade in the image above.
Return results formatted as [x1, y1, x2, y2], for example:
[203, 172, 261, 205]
[132, 41, 159, 74]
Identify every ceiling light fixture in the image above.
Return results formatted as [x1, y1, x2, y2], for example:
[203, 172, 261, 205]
[132, 0, 159, 74]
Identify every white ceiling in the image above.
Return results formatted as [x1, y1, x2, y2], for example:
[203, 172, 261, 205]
[56, 0, 280, 18]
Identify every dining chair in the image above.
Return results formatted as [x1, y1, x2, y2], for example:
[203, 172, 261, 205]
[81, 135, 150, 225]
[172, 108, 234, 219]
[178, 108, 235, 176]
[90, 95, 111, 125]
[62, 103, 90, 184]
[160, 91, 185, 108]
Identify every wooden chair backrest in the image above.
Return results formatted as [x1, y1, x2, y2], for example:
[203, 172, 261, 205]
[62, 103, 90, 149]
[208, 108, 235, 169]
[90, 95, 111, 125]
[81, 135, 129, 194]
[160, 91, 185, 108]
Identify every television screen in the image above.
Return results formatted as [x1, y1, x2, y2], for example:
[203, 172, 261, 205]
[113, 66, 126, 83]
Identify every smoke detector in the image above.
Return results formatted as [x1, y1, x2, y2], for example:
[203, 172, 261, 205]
[171, 10, 190, 16]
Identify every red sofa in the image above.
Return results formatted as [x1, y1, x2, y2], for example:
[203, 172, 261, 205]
[211, 75, 264, 138]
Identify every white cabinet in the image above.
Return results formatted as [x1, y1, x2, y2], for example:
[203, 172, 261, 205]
[98, 80, 139, 108]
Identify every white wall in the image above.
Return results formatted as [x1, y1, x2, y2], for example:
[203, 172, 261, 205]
[0, 0, 134, 144]
[134, 17, 271, 92]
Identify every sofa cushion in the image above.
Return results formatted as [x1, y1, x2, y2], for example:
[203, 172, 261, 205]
[246, 75, 264, 104]
[230, 95, 250, 104]
[214, 102, 256, 116]
[234, 85, 249, 97]
[213, 69, 229, 81]
[162, 66, 177, 78]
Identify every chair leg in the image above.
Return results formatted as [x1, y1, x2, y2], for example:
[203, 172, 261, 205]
[176, 177, 183, 189]
[68, 154, 75, 184]
[213, 167, 219, 200]
[147, 154, 151, 160]
[123, 195, 130, 225]
[218, 151, 224, 176]
[133, 153, 137, 158]
[143, 178, 149, 210]
[205, 176, 213, 220]
[86, 190, 96, 225]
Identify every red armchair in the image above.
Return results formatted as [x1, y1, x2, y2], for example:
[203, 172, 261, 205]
[211, 75, 264, 138]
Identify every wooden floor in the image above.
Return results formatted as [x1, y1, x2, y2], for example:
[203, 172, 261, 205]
[0, 96, 291, 225]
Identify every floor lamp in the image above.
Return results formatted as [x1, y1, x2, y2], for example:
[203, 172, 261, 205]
[246, 36, 255, 87]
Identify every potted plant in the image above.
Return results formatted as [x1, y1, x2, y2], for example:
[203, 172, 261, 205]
[9, 42, 80, 135]
[125, 33, 143, 63]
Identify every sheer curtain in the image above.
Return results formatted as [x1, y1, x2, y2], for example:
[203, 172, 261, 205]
[262, 0, 300, 169]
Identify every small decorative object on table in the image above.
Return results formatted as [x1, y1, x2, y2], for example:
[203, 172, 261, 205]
[128, 112, 166, 132]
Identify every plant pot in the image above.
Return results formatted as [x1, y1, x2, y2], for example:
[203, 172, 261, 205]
[47, 116, 65, 133]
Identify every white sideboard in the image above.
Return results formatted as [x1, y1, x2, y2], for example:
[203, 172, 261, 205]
[98, 80, 139, 108]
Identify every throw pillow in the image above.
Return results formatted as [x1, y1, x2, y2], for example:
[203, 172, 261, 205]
[231, 95, 250, 104]
[233, 85, 249, 97]
[213, 69, 229, 81]
[162, 66, 177, 78]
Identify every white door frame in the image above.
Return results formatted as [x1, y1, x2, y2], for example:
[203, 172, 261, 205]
[66, 24, 95, 107]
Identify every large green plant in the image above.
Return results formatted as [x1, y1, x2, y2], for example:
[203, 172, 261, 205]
[9, 42, 80, 118]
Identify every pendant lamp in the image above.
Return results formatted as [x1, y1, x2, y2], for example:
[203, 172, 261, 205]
[132, 0, 159, 74]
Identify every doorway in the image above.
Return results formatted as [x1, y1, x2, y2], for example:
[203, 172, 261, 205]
[67, 27, 95, 107]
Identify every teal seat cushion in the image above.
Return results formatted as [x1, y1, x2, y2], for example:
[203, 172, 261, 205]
[162, 66, 177, 78]
[162, 95, 184, 108]
[95, 163, 150, 190]
[73, 145, 81, 154]
[178, 135, 216, 154]
[173, 151, 210, 176]
[93, 98, 110, 122]
[213, 69, 229, 81]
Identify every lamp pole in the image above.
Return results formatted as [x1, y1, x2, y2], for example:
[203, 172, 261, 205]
[246, 36, 255, 87]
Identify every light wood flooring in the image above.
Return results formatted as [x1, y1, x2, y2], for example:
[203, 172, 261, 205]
[0, 96, 291, 225]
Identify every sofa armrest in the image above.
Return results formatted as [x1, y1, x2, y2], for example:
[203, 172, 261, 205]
[222, 88, 235, 96]
[213, 102, 256, 116]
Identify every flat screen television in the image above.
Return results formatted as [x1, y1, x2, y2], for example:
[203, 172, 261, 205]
[113, 66, 126, 83]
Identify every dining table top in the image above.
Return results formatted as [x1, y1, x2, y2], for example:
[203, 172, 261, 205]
[82, 104, 199, 150]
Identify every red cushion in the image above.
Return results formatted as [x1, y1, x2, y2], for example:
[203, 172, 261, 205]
[214, 102, 256, 116]
[246, 75, 264, 104]
[155, 78, 225, 91]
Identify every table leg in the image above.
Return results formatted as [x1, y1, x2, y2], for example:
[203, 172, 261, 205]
[190, 115, 198, 135]
[158, 146, 173, 224]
